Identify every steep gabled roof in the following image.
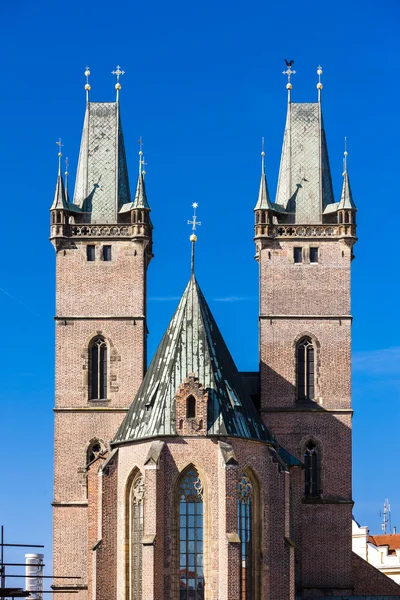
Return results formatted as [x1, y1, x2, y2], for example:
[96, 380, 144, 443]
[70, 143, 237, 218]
[113, 276, 272, 445]
[275, 102, 335, 223]
[73, 102, 131, 223]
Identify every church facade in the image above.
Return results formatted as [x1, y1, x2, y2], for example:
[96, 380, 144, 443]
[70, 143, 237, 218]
[50, 68, 400, 599]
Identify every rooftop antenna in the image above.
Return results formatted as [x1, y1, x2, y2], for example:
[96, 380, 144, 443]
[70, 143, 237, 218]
[283, 59, 296, 102]
[112, 65, 125, 101]
[380, 499, 392, 534]
[84, 66, 91, 102]
[317, 65, 323, 102]
[187, 203, 201, 275]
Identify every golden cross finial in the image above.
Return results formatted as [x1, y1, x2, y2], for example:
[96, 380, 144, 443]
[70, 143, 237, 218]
[84, 66, 91, 100]
[112, 65, 125, 100]
[283, 59, 296, 101]
[317, 65, 323, 101]
[56, 138, 63, 174]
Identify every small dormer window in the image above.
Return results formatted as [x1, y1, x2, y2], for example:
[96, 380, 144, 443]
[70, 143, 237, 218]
[186, 395, 196, 419]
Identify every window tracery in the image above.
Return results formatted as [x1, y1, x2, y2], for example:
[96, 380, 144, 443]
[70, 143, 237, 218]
[238, 473, 253, 600]
[129, 472, 144, 600]
[89, 336, 107, 400]
[179, 468, 204, 600]
[296, 337, 315, 401]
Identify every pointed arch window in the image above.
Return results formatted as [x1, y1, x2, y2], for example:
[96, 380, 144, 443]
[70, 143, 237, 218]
[297, 337, 315, 401]
[128, 471, 144, 600]
[304, 441, 319, 497]
[87, 439, 103, 464]
[89, 336, 107, 400]
[179, 467, 204, 600]
[238, 473, 254, 600]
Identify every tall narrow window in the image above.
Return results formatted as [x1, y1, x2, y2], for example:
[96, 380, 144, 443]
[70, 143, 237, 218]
[186, 395, 196, 419]
[294, 247, 303, 263]
[129, 472, 144, 600]
[103, 245, 112, 261]
[238, 473, 253, 600]
[179, 468, 204, 600]
[304, 441, 319, 497]
[90, 336, 107, 400]
[87, 245, 95, 261]
[310, 247, 319, 263]
[297, 337, 315, 401]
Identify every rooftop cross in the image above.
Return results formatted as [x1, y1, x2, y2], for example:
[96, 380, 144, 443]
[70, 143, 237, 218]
[112, 65, 125, 100]
[188, 203, 201, 274]
[283, 59, 296, 101]
[84, 66, 91, 101]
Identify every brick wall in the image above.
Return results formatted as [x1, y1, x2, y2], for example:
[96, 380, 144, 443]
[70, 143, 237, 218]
[52, 234, 150, 600]
[258, 234, 355, 595]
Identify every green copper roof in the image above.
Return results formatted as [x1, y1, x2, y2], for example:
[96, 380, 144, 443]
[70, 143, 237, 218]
[113, 276, 272, 445]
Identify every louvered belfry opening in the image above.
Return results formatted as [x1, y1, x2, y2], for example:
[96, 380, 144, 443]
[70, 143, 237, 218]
[90, 336, 107, 400]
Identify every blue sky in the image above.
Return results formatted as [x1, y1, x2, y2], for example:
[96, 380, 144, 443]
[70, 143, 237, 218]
[1, 0, 399, 585]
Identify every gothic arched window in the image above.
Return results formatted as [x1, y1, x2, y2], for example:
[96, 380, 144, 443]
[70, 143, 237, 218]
[128, 471, 144, 600]
[178, 467, 204, 599]
[186, 395, 196, 419]
[238, 473, 254, 600]
[89, 336, 107, 400]
[87, 439, 103, 464]
[304, 441, 320, 497]
[296, 337, 315, 401]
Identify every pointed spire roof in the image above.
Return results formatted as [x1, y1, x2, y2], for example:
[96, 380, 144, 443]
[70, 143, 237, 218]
[132, 173, 150, 208]
[72, 102, 131, 222]
[132, 150, 150, 209]
[275, 102, 335, 223]
[254, 142, 274, 211]
[113, 276, 272, 445]
[50, 168, 68, 211]
[338, 169, 357, 210]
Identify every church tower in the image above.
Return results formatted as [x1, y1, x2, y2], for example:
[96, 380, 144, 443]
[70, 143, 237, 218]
[255, 66, 357, 596]
[50, 68, 152, 599]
